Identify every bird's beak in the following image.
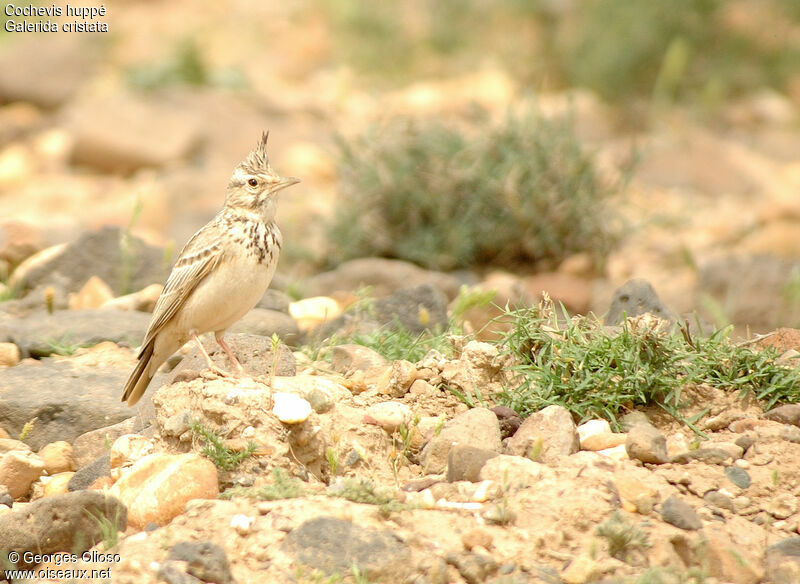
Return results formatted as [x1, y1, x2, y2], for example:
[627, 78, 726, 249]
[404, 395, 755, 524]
[273, 176, 301, 194]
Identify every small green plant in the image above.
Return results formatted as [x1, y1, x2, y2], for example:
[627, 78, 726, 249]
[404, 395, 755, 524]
[326, 106, 620, 272]
[119, 197, 143, 296]
[85, 506, 124, 551]
[45, 337, 94, 356]
[498, 298, 800, 431]
[18, 417, 36, 442]
[305, 320, 455, 364]
[326, 447, 340, 477]
[269, 332, 281, 388]
[221, 467, 305, 500]
[327, 478, 408, 516]
[772, 468, 780, 486]
[596, 511, 651, 562]
[189, 421, 257, 471]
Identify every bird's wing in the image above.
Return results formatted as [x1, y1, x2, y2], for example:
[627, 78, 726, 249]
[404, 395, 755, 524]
[140, 225, 224, 353]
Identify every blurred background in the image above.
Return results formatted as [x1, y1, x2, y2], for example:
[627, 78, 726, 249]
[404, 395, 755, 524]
[1, 0, 799, 332]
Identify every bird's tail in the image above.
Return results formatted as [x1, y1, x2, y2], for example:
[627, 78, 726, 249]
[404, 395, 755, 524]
[121, 339, 156, 406]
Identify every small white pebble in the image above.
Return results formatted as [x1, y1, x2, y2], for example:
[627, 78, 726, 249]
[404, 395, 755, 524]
[231, 513, 255, 535]
[272, 392, 312, 424]
[735, 459, 750, 469]
[471, 480, 493, 503]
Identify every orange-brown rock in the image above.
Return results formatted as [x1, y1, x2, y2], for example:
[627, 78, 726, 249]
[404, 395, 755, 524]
[109, 453, 218, 529]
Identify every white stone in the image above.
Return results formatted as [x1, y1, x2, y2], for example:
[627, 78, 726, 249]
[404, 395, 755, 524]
[577, 419, 611, 443]
[231, 513, 255, 535]
[272, 392, 312, 424]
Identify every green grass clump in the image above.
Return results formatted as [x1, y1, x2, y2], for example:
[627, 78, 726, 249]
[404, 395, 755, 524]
[596, 511, 651, 562]
[189, 421, 257, 472]
[221, 467, 305, 500]
[327, 478, 408, 516]
[498, 299, 800, 430]
[326, 106, 619, 272]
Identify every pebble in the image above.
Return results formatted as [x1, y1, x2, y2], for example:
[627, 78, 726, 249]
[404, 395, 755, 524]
[461, 528, 493, 551]
[661, 495, 702, 530]
[446, 445, 499, 483]
[0, 450, 45, 499]
[725, 466, 752, 489]
[377, 359, 417, 397]
[614, 474, 660, 514]
[0, 342, 20, 367]
[289, 296, 342, 332]
[625, 424, 669, 464]
[38, 441, 75, 474]
[109, 434, 155, 471]
[230, 513, 255, 535]
[272, 392, 312, 424]
[763, 493, 798, 520]
[576, 419, 611, 442]
[703, 490, 734, 512]
[364, 401, 412, 434]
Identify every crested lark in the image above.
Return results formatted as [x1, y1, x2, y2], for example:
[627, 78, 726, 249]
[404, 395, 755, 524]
[122, 132, 300, 406]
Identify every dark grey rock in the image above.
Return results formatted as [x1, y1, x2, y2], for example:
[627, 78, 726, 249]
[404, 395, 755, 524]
[725, 466, 752, 489]
[0, 491, 126, 569]
[156, 563, 204, 584]
[315, 284, 449, 340]
[605, 278, 677, 325]
[446, 445, 500, 483]
[373, 284, 448, 333]
[0, 485, 12, 507]
[68, 454, 111, 491]
[703, 490, 734, 512]
[490, 406, 522, 440]
[661, 495, 702, 530]
[168, 333, 296, 382]
[283, 516, 412, 581]
[625, 424, 669, 464]
[764, 404, 800, 426]
[0, 359, 137, 449]
[0, 37, 96, 108]
[445, 552, 499, 584]
[13, 226, 168, 297]
[0, 308, 150, 358]
[734, 434, 756, 453]
[167, 541, 234, 584]
[766, 537, 800, 584]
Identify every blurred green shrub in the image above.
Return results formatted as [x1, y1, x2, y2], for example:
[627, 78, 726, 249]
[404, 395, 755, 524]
[325, 107, 620, 271]
[559, 0, 800, 104]
[126, 40, 246, 91]
[315, 0, 800, 104]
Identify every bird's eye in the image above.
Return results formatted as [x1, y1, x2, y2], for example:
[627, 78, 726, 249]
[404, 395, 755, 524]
[247, 178, 258, 187]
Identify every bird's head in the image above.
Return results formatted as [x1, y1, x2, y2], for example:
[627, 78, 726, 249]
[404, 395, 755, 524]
[225, 131, 300, 220]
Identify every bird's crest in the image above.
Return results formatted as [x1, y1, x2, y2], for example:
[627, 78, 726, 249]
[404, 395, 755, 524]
[238, 131, 270, 175]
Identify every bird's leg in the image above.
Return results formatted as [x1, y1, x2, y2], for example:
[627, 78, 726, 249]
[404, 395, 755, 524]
[192, 333, 228, 377]
[215, 333, 245, 376]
